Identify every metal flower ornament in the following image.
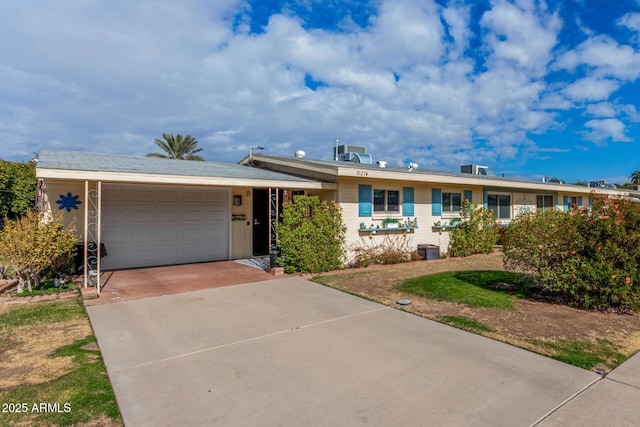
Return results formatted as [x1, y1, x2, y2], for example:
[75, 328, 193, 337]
[56, 192, 82, 212]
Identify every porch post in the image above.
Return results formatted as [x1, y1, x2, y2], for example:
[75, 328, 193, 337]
[83, 181, 102, 291]
[87, 181, 102, 292]
[83, 181, 88, 288]
[95, 182, 102, 293]
[269, 188, 279, 268]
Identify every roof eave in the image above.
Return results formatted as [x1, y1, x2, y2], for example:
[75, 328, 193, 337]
[36, 168, 336, 190]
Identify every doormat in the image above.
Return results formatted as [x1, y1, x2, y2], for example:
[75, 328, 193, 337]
[234, 258, 270, 272]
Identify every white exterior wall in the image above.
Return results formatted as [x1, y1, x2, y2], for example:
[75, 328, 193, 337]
[40, 179, 88, 237]
[337, 178, 481, 261]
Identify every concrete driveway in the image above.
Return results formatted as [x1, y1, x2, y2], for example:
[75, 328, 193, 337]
[87, 277, 604, 426]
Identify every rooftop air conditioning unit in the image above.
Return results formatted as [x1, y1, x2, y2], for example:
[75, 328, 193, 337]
[461, 164, 496, 176]
[589, 181, 616, 189]
[334, 144, 372, 164]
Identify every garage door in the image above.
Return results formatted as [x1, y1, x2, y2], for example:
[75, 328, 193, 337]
[101, 185, 230, 270]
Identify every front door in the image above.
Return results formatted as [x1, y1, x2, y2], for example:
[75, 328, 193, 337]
[252, 188, 270, 256]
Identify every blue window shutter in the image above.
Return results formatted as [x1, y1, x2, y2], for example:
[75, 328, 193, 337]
[432, 188, 442, 216]
[358, 184, 372, 217]
[563, 196, 568, 212]
[578, 196, 583, 209]
[403, 187, 414, 216]
[464, 190, 473, 204]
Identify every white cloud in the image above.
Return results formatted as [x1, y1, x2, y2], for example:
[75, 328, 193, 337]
[584, 118, 632, 144]
[617, 12, 640, 34]
[480, 0, 561, 75]
[539, 147, 571, 153]
[441, 3, 472, 57]
[563, 77, 620, 101]
[0, 0, 638, 180]
[555, 35, 640, 81]
[585, 102, 616, 118]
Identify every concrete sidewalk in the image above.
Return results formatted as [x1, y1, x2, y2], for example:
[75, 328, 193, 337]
[87, 277, 635, 426]
[538, 350, 640, 426]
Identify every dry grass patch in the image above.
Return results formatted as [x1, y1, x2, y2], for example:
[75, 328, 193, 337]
[0, 298, 122, 426]
[0, 321, 92, 390]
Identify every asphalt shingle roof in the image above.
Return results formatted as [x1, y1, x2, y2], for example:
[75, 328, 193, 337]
[38, 150, 315, 182]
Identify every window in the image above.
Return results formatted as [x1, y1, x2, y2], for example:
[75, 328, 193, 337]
[488, 194, 511, 219]
[373, 189, 400, 213]
[442, 192, 462, 213]
[568, 196, 578, 210]
[536, 195, 554, 212]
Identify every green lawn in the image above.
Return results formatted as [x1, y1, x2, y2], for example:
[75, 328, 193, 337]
[527, 337, 628, 371]
[398, 270, 531, 310]
[435, 315, 495, 333]
[0, 299, 122, 426]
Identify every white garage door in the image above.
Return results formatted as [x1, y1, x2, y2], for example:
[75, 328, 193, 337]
[101, 185, 230, 270]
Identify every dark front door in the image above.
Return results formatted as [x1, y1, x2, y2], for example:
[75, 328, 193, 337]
[252, 188, 270, 256]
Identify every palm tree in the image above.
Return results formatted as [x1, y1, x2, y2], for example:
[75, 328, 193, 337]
[630, 170, 640, 185]
[146, 133, 204, 161]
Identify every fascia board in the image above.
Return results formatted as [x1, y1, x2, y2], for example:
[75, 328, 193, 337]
[36, 168, 336, 190]
[251, 155, 339, 175]
[337, 167, 629, 195]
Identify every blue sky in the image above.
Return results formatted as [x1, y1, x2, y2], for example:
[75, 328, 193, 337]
[1, 0, 639, 183]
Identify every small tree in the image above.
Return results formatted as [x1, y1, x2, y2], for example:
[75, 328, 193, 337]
[0, 210, 77, 293]
[275, 195, 346, 274]
[449, 201, 499, 257]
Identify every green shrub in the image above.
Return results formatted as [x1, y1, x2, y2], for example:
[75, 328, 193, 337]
[503, 196, 640, 310]
[502, 209, 578, 282]
[275, 195, 346, 274]
[0, 159, 36, 219]
[449, 201, 499, 257]
[562, 196, 640, 310]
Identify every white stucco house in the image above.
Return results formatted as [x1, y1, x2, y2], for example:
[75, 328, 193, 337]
[36, 147, 638, 289]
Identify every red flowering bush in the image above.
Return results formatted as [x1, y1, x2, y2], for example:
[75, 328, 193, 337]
[503, 195, 640, 310]
[502, 209, 579, 288]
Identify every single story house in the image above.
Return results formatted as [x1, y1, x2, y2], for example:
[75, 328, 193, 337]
[36, 147, 638, 289]
[243, 148, 638, 260]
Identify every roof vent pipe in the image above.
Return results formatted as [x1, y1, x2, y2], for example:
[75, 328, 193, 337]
[294, 150, 306, 159]
[377, 161, 387, 168]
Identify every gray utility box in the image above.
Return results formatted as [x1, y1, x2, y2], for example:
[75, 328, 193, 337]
[417, 244, 440, 261]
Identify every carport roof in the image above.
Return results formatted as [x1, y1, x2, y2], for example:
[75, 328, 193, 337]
[37, 150, 334, 189]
